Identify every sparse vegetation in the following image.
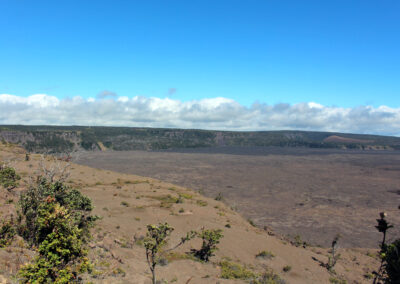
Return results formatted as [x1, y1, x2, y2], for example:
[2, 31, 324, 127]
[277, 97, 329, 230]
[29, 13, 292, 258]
[149, 194, 181, 208]
[364, 273, 373, 279]
[215, 192, 224, 201]
[220, 260, 256, 280]
[121, 201, 129, 207]
[293, 234, 309, 248]
[196, 200, 208, 207]
[179, 192, 193, 199]
[282, 265, 292, 272]
[251, 269, 285, 284]
[329, 277, 347, 284]
[192, 228, 223, 262]
[256, 250, 275, 260]
[248, 219, 257, 227]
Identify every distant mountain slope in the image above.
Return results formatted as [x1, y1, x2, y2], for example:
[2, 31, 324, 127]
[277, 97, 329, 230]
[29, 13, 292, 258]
[1, 125, 399, 153]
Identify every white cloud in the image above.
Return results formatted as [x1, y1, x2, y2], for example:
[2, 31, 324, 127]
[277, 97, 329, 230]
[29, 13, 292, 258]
[0, 93, 399, 136]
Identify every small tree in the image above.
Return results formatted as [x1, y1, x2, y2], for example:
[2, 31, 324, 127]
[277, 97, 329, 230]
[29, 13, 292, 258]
[0, 165, 21, 190]
[327, 234, 341, 271]
[144, 223, 173, 284]
[192, 228, 223, 262]
[144, 223, 195, 284]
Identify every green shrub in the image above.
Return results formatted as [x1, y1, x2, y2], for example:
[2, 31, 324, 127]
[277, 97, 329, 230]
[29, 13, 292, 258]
[17, 178, 97, 246]
[179, 193, 193, 199]
[0, 166, 21, 190]
[251, 269, 285, 284]
[192, 228, 223, 262]
[329, 277, 347, 284]
[18, 200, 92, 283]
[374, 212, 400, 283]
[15, 178, 97, 283]
[248, 219, 257, 227]
[383, 239, 400, 282]
[220, 260, 256, 279]
[214, 192, 224, 201]
[0, 218, 16, 247]
[121, 201, 129, 207]
[293, 234, 309, 247]
[256, 250, 275, 260]
[150, 194, 181, 208]
[363, 273, 373, 279]
[282, 265, 292, 272]
[196, 200, 208, 207]
[112, 267, 126, 277]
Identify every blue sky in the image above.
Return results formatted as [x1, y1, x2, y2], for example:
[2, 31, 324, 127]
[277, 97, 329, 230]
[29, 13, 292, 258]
[1, 1, 400, 135]
[1, 0, 399, 107]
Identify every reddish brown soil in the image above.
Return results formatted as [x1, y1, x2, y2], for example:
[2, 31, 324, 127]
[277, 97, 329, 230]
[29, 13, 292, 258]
[78, 147, 400, 248]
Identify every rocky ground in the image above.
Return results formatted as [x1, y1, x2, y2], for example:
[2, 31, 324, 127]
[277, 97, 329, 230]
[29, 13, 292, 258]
[77, 147, 400, 248]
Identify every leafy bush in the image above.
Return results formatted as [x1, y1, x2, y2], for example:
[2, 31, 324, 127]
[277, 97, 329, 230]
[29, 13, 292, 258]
[256, 250, 275, 260]
[196, 200, 208, 207]
[0, 166, 21, 190]
[150, 194, 180, 208]
[17, 178, 97, 245]
[0, 218, 16, 247]
[121, 201, 129, 207]
[15, 178, 97, 283]
[374, 212, 400, 283]
[383, 239, 400, 282]
[192, 228, 223, 262]
[329, 277, 347, 284]
[282, 265, 292, 272]
[18, 200, 92, 283]
[220, 260, 256, 279]
[251, 269, 286, 284]
[214, 192, 224, 201]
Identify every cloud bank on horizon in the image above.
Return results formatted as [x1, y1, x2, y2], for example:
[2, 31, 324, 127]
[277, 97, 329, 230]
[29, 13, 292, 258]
[0, 94, 399, 136]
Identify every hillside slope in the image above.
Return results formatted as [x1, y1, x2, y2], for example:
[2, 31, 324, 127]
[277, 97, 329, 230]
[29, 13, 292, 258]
[0, 143, 380, 283]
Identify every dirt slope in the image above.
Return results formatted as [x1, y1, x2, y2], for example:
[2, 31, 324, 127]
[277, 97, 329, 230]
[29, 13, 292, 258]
[0, 143, 380, 283]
